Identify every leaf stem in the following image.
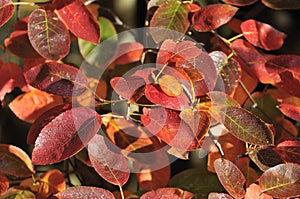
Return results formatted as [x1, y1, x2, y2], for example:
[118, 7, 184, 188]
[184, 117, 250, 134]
[208, 130, 224, 157]
[154, 64, 167, 83]
[118, 185, 125, 199]
[101, 113, 125, 119]
[238, 80, 258, 108]
[12, 2, 35, 6]
[227, 33, 244, 43]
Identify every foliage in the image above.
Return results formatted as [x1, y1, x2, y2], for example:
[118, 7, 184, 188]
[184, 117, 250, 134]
[0, 0, 300, 198]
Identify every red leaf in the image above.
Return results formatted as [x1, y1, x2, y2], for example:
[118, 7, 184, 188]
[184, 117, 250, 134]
[214, 158, 246, 198]
[230, 39, 276, 84]
[276, 140, 300, 164]
[0, 62, 28, 101]
[245, 183, 272, 199]
[0, 172, 9, 194]
[0, 0, 14, 28]
[24, 62, 88, 97]
[9, 89, 63, 123]
[54, 0, 100, 44]
[88, 134, 130, 186]
[259, 163, 300, 198]
[4, 30, 42, 58]
[56, 186, 115, 199]
[278, 97, 300, 121]
[150, 0, 190, 43]
[140, 188, 194, 199]
[114, 42, 144, 65]
[222, 0, 258, 6]
[235, 157, 260, 186]
[192, 4, 238, 32]
[28, 9, 70, 60]
[32, 106, 102, 165]
[241, 19, 286, 50]
[141, 107, 209, 150]
[186, 3, 201, 12]
[208, 193, 234, 199]
[0, 144, 35, 177]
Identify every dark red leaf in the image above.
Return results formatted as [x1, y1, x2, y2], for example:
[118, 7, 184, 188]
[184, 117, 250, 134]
[230, 39, 276, 84]
[28, 9, 70, 60]
[192, 4, 238, 32]
[141, 107, 209, 150]
[140, 188, 194, 199]
[262, 0, 300, 10]
[88, 134, 130, 186]
[222, 0, 258, 6]
[150, 0, 190, 43]
[259, 163, 300, 198]
[56, 186, 115, 199]
[0, 144, 35, 177]
[241, 19, 286, 50]
[27, 103, 72, 144]
[276, 140, 300, 164]
[0, 172, 9, 195]
[32, 107, 101, 165]
[208, 193, 234, 199]
[278, 97, 300, 121]
[114, 42, 144, 65]
[24, 62, 88, 97]
[54, 0, 100, 44]
[4, 30, 42, 58]
[214, 158, 246, 199]
[0, 62, 28, 101]
[0, 0, 14, 28]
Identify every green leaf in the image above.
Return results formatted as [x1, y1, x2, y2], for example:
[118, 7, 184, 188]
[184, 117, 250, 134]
[213, 107, 274, 145]
[259, 163, 300, 198]
[0, 188, 35, 199]
[150, 0, 190, 43]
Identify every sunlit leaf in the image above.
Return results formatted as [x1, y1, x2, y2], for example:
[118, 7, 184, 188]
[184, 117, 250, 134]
[54, 0, 100, 44]
[230, 39, 275, 84]
[142, 107, 209, 150]
[28, 9, 70, 60]
[169, 168, 224, 199]
[0, 0, 14, 28]
[248, 146, 283, 171]
[245, 183, 272, 199]
[150, 0, 190, 43]
[0, 172, 9, 195]
[214, 158, 246, 198]
[209, 51, 241, 95]
[208, 193, 234, 199]
[0, 144, 35, 177]
[262, 0, 300, 10]
[140, 188, 194, 199]
[24, 62, 88, 97]
[208, 91, 240, 108]
[56, 186, 115, 199]
[32, 106, 102, 165]
[235, 157, 260, 186]
[158, 74, 183, 96]
[276, 140, 300, 164]
[0, 188, 35, 199]
[222, 0, 258, 6]
[0, 62, 28, 101]
[278, 97, 300, 121]
[241, 19, 286, 50]
[192, 4, 238, 32]
[114, 42, 144, 65]
[213, 107, 274, 145]
[259, 163, 300, 198]
[9, 89, 63, 123]
[88, 134, 130, 186]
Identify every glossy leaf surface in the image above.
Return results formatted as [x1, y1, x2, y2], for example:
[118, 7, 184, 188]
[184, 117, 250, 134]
[88, 134, 130, 186]
[262, 0, 300, 10]
[56, 186, 115, 199]
[0, 144, 35, 177]
[140, 188, 194, 199]
[32, 107, 102, 165]
[276, 140, 300, 164]
[54, 0, 100, 44]
[259, 163, 300, 198]
[222, 0, 258, 6]
[241, 19, 286, 50]
[192, 4, 238, 32]
[214, 158, 246, 198]
[214, 107, 274, 145]
[28, 9, 70, 60]
[150, 0, 190, 43]
[24, 62, 88, 97]
[0, 0, 14, 28]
